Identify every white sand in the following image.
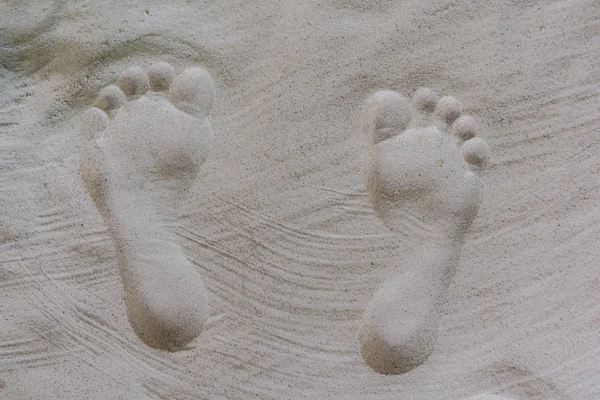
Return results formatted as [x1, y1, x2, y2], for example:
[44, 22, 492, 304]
[1, 0, 599, 398]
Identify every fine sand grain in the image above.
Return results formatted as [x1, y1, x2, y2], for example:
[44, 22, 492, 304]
[0, 0, 598, 399]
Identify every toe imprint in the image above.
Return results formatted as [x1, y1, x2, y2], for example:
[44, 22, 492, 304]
[79, 62, 215, 351]
[360, 87, 489, 374]
[93, 85, 125, 116]
[148, 62, 175, 92]
[117, 67, 148, 97]
[462, 137, 490, 168]
[169, 67, 215, 118]
[435, 95, 462, 127]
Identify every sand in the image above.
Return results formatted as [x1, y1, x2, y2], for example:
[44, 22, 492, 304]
[1, 0, 599, 398]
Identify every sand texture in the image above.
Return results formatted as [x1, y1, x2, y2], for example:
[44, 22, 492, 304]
[1, 0, 599, 398]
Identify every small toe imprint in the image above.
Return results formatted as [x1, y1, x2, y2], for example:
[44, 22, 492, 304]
[93, 85, 125, 114]
[452, 115, 478, 141]
[435, 95, 462, 127]
[462, 137, 490, 167]
[148, 62, 176, 92]
[117, 67, 149, 96]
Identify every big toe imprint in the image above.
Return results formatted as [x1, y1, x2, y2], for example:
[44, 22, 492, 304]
[79, 62, 215, 351]
[359, 88, 489, 374]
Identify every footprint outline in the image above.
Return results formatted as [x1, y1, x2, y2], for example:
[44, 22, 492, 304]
[359, 87, 489, 374]
[79, 62, 215, 351]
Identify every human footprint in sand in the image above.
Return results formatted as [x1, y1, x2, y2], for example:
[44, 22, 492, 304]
[79, 62, 215, 351]
[359, 88, 489, 374]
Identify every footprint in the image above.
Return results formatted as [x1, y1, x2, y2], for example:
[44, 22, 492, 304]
[359, 88, 489, 374]
[79, 62, 215, 351]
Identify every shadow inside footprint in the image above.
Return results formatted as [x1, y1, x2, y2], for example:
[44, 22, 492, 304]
[79, 62, 215, 351]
